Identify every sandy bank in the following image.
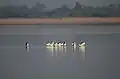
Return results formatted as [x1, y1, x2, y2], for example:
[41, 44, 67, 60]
[0, 17, 120, 25]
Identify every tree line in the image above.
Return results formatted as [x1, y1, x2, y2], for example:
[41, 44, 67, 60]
[0, 2, 120, 18]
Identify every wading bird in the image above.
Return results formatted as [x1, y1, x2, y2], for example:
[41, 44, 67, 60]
[79, 41, 85, 47]
[72, 41, 77, 48]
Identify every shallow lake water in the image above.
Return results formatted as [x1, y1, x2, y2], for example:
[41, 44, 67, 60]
[0, 25, 120, 79]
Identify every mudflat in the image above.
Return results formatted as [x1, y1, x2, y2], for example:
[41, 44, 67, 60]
[0, 17, 120, 25]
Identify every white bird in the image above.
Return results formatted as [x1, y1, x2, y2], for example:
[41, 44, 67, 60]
[79, 41, 85, 47]
[58, 42, 63, 46]
[46, 41, 67, 47]
[46, 42, 51, 46]
[25, 42, 29, 48]
[54, 42, 58, 47]
[58, 42, 67, 46]
[60, 42, 64, 46]
[63, 42, 67, 46]
[25, 42, 30, 52]
[46, 41, 54, 46]
[72, 42, 76, 48]
[57, 42, 60, 46]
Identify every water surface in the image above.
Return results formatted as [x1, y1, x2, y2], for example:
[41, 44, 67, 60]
[0, 25, 120, 79]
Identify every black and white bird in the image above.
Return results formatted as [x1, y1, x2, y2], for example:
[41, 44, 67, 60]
[79, 41, 85, 47]
[25, 42, 30, 48]
[72, 41, 77, 48]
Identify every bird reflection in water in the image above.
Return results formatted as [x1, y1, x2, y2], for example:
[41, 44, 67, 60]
[64, 46, 67, 52]
[46, 45, 54, 56]
[58, 45, 63, 53]
[79, 46, 86, 60]
[54, 46, 58, 56]
[26, 47, 29, 52]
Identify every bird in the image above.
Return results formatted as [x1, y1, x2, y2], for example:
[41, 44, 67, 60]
[46, 41, 67, 47]
[46, 42, 51, 46]
[63, 42, 67, 46]
[25, 42, 29, 48]
[46, 41, 54, 46]
[46, 41, 51, 46]
[58, 42, 64, 46]
[79, 41, 85, 47]
[54, 42, 58, 47]
[58, 42, 62, 46]
[72, 41, 77, 48]
[58, 41, 67, 46]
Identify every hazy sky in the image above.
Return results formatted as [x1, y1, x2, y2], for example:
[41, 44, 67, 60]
[0, 0, 120, 9]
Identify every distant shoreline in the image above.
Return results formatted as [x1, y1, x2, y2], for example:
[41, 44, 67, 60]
[0, 17, 120, 25]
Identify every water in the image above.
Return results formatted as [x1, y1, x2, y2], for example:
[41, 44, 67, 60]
[0, 25, 120, 79]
